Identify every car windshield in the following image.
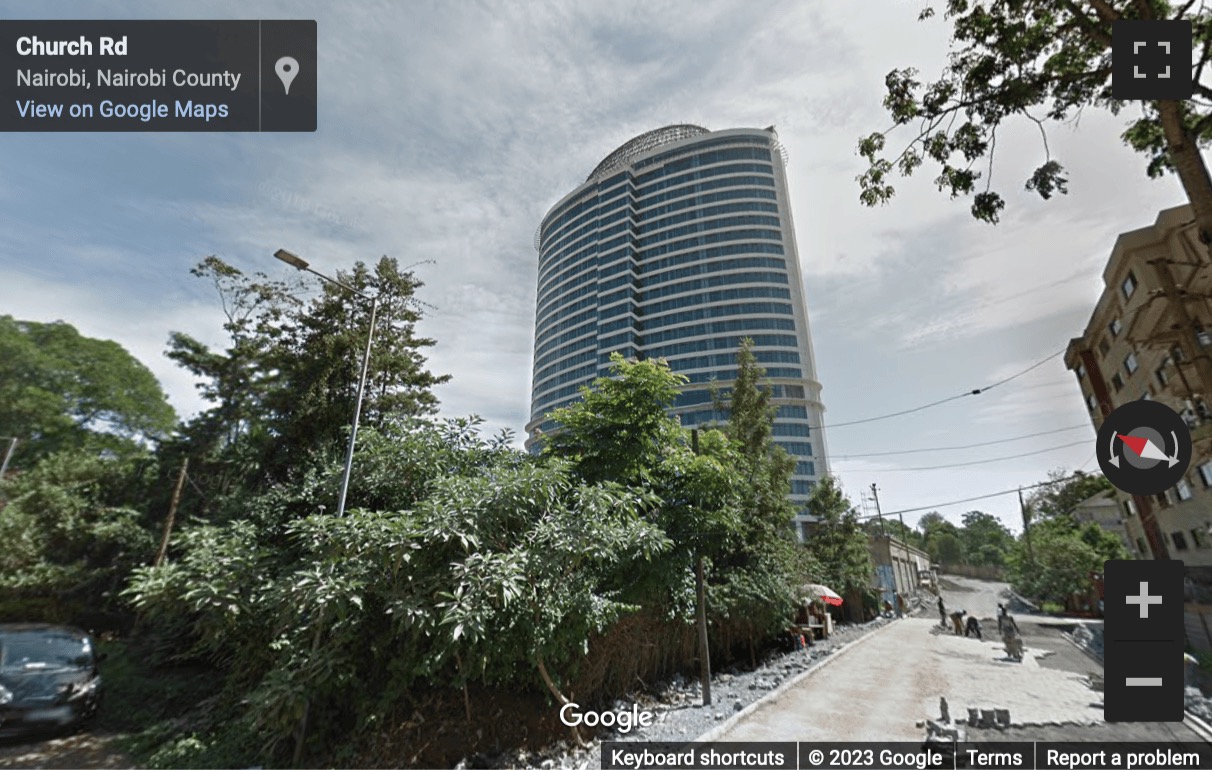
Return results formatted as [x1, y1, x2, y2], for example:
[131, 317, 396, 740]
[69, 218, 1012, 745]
[0, 632, 93, 671]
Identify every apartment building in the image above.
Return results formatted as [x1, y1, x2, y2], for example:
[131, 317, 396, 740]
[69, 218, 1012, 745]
[1064, 205, 1212, 567]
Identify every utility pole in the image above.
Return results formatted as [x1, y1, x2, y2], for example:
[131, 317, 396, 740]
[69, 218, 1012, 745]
[691, 429, 711, 706]
[1018, 487, 1035, 566]
[870, 483, 887, 536]
[871, 484, 900, 617]
[155, 459, 188, 568]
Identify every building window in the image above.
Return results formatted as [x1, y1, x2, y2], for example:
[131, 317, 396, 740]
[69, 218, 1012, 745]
[1141, 390, 1152, 401]
[1110, 318, 1123, 337]
[791, 480, 814, 495]
[1173, 531, 1190, 551]
[1122, 271, 1138, 299]
[1076, 363, 1087, 380]
[1157, 367, 1169, 387]
[1125, 352, 1138, 374]
[1193, 529, 1208, 549]
[1172, 346, 1186, 363]
[1199, 325, 1212, 348]
[1124, 498, 1138, 517]
[1157, 491, 1171, 508]
[1137, 537, 1148, 556]
[1112, 372, 1125, 391]
[1178, 479, 1194, 501]
[1199, 461, 1212, 487]
[1099, 338, 1112, 356]
[1086, 393, 1098, 412]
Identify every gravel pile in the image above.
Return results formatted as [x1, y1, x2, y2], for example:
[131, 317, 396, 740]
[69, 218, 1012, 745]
[1188, 687, 1212, 722]
[458, 617, 895, 769]
[1065, 623, 1212, 724]
[1005, 592, 1038, 615]
[1068, 623, 1104, 660]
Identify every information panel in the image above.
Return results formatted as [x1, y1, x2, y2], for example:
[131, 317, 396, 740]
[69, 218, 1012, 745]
[599, 742, 1212, 770]
[0, 20, 316, 131]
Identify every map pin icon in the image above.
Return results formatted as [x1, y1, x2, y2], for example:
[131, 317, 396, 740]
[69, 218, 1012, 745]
[275, 56, 299, 95]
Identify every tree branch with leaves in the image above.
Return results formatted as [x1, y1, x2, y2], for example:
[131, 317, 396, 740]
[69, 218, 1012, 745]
[859, 0, 1212, 245]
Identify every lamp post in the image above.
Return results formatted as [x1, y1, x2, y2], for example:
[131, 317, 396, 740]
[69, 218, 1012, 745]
[275, 249, 382, 766]
[274, 249, 379, 519]
[0, 437, 17, 478]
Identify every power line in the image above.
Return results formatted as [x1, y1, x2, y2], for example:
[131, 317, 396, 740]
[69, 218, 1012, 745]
[830, 424, 1090, 458]
[838, 440, 1087, 472]
[881, 469, 1103, 516]
[811, 349, 1064, 430]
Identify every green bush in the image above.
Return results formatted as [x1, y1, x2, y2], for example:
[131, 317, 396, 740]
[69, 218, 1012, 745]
[125, 419, 672, 763]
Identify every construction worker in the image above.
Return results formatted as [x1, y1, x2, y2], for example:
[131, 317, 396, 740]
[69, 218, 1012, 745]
[950, 609, 966, 635]
[938, 596, 947, 628]
[965, 614, 982, 639]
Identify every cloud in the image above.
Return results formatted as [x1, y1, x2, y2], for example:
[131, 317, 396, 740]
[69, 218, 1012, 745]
[0, 0, 1193, 511]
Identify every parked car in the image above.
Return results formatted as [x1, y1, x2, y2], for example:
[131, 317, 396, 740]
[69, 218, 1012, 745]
[0, 624, 102, 737]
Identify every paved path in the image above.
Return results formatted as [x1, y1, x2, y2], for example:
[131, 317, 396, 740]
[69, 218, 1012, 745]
[712, 577, 1206, 743]
[712, 617, 1105, 742]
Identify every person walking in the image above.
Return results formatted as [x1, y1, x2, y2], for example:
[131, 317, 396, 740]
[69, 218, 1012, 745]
[1001, 613, 1023, 660]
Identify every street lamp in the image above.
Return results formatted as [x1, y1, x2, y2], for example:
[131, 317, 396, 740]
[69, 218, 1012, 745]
[274, 249, 379, 518]
[0, 437, 17, 478]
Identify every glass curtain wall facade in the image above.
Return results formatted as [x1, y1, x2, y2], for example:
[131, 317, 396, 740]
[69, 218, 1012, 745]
[526, 125, 829, 535]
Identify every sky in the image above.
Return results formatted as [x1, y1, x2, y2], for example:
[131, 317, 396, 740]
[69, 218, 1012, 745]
[0, 0, 1197, 533]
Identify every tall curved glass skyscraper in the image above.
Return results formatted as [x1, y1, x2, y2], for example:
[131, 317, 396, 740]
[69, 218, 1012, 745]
[526, 125, 829, 534]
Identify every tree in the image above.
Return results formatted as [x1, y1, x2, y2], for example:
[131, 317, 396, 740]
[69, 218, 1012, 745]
[933, 532, 965, 565]
[542, 350, 812, 661]
[542, 353, 688, 487]
[126, 418, 672, 762]
[0, 449, 157, 624]
[857, 0, 1212, 247]
[1079, 520, 1131, 563]
[543, 354, 744, 605]
[1026, 468, 1113, 524]
[713, 339, 800, 540]
[804, 477, 874, 595]
[1007, 467, 1127, 600]
[917, 511, 964, 563]
[1007, 526, 1104, 603]
[711, 339, 814, 640]
[959, 510, 1016, 566]
[165, 255, 450, 497]
[0, 316, 176, 468]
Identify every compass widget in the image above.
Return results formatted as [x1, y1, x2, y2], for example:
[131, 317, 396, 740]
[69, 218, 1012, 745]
[1097, 400, 1192, 496]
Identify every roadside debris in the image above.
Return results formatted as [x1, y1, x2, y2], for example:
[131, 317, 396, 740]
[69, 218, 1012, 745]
[920, 696, 1010, 751]
[921, 698, 965, 767]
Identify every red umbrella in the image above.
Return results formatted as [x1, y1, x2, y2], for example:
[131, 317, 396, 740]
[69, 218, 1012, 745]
[801, 583, 844, 607]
